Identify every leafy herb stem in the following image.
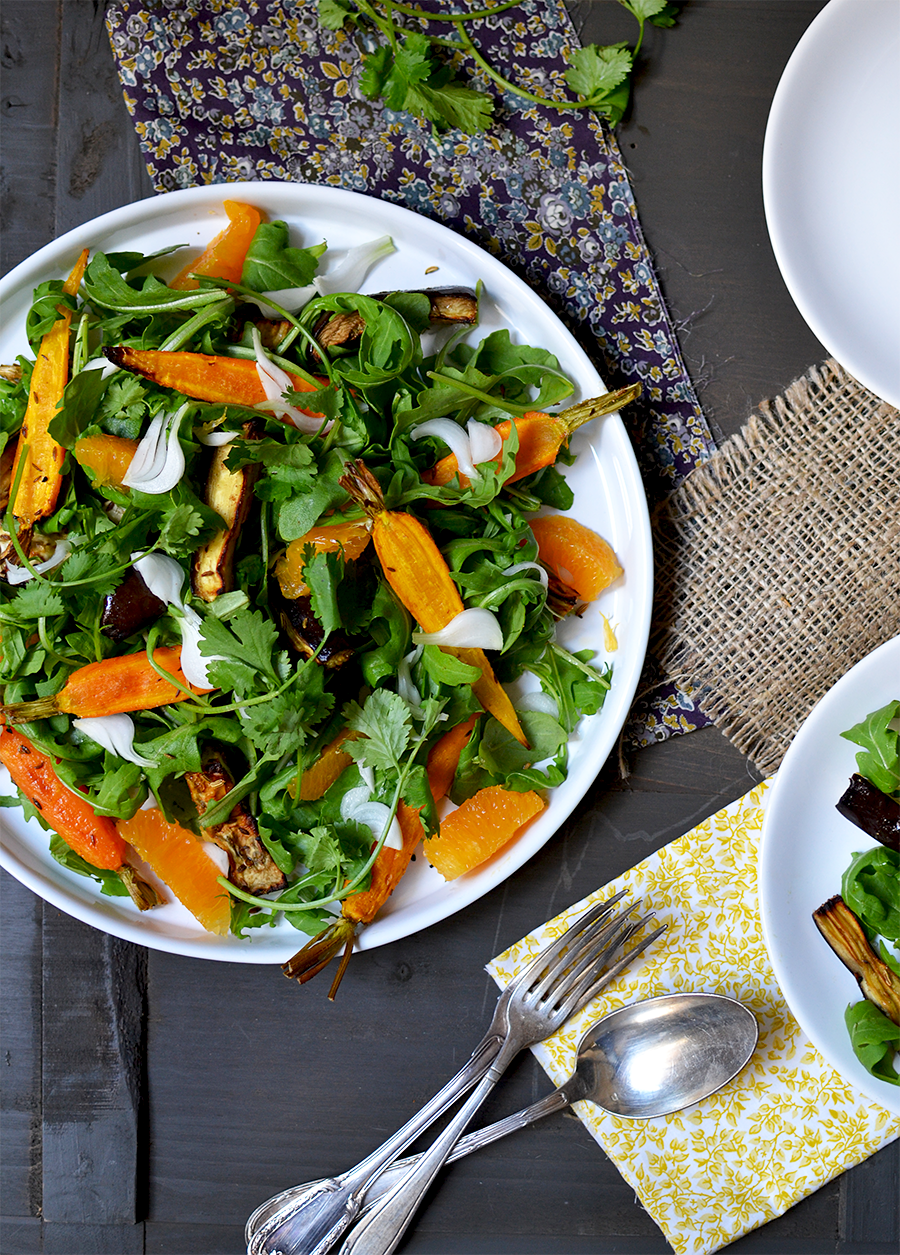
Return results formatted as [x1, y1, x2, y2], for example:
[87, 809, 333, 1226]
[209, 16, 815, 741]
[384, 0, 521, 21]
[426, 370, 529, 416]
[448, 22, 585, 112]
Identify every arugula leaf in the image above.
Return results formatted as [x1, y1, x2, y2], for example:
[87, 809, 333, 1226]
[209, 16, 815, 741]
[845, 1000, 900, 1085]
[841, 700, 900, 798]
[240, 221, 326, 291]
[48, 834, 130, 898]
[842, 847, 900, 942]
[47, 368, 110, 448]
[26, 281, 77, 349]
[83, 253, 226, 314]
[303, 549, 343, 638]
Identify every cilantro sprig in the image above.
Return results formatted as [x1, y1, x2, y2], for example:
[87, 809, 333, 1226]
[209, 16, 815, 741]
[319, 0, 680, 131]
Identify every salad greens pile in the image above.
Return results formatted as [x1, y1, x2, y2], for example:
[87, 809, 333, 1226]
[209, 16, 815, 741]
[0, 211, 615, 941]
[836, 701, 900, 1085]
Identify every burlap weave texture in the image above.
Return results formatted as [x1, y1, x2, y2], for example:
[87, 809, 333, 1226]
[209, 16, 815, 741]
[651, 360, 899, 776]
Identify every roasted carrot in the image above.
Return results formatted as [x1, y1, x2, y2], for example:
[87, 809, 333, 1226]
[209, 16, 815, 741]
[426, 713, 480, 804]
[423, 385, 641, 490]
[104, 345, 324, 415]
[11, 248, 90, 549]
[169, 200, 263, 291]
[0, 646, 205, 724]
[340, 460, 527, 747]
[282, 801, 424, 998]
[0, 721, 159, 910]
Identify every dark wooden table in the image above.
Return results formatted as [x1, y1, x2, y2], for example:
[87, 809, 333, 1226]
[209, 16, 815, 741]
[1, 3, 897, 1253]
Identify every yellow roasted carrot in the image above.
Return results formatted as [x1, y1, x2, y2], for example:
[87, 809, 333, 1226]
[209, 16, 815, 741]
[339, 460, 528, 747]
[11, 248, 90, 548]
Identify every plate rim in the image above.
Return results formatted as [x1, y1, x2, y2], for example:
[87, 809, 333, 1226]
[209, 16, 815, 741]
[761, 0, 900, 409]
[758, 633, 900, 1114]
[0, 180, 654, 962]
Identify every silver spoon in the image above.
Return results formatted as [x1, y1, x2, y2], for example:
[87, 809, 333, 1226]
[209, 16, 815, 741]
[246, 992, 757, 1248]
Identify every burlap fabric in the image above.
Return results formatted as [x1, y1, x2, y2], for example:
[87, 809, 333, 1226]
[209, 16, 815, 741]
[651, 360, 900, 776]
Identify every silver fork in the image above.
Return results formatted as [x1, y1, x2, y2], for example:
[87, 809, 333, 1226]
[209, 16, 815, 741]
[248, 894, 664, 1255]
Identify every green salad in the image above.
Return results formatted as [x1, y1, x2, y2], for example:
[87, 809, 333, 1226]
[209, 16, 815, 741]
[0, 208, 628, 981]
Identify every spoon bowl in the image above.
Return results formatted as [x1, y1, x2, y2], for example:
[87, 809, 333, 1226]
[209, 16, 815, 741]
[580, 991, 758, 1119]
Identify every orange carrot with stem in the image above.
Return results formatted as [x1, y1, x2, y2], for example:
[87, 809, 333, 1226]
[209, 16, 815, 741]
[282, 801, 424, 998]
[0, 646, 207, 724]
[423, 385, 641, 490]
[0, 721, 159, 910]
[339, 460, 528, 747]
[11, 248, 90, 549]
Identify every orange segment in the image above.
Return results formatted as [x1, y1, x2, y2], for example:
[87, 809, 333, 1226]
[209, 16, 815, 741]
[529, 514, 622, 602]
[296, 728, 360, 801]
[118, 808, 231, 935]
[275, 520, 371, 599]
[73, 433, 140, 488]
[169, 200, 264, 290]
[424, 785, 545, 880]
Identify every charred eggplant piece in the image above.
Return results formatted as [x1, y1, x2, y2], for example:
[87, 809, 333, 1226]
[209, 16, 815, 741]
[184, 748, 286, 896]
[101, 569, 166, 642]
[837, 774, 900, 851]
[192, 421, 262, 602]
[312, 287, 478, 354]
[280, 594, 356, 669]
[813, 895, 900, 1025]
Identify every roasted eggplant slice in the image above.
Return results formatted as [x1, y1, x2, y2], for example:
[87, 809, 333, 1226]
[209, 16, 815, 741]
[192, 421, 262, 602]
[101, 569, 166, 642]
[184, 749, 286, 896]
[813, 895, 900, 1025]
[837, 774, 900, 851]
[312, 287, 478, 355]
[280, 594, 356, 669]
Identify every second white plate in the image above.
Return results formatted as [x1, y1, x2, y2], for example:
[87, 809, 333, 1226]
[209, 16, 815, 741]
[759, 634, 900, 1115]
[763, 0, 900, 408]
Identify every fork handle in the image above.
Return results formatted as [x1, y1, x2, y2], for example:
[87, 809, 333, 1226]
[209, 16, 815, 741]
[337, 1066, 505, 1255]
[250, 1033, 502, 1255]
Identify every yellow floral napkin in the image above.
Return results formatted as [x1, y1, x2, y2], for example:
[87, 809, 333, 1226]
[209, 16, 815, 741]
[487, 780, 900, 1255]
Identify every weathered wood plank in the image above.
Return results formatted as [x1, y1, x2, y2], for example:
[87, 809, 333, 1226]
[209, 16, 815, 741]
[0, 871, 43, 1219]
[56, 0, 154, 234]
[41, 907, 147, 1226]
[0, 0, 61, 272]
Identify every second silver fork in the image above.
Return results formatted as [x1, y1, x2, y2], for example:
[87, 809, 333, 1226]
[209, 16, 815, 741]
[248, 894, 664, 1255]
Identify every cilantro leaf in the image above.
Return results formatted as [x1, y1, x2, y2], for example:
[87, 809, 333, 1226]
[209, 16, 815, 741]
[564, 42, 634, 103]
[318, 0, 354, 31]
[344, 689, 412, 772]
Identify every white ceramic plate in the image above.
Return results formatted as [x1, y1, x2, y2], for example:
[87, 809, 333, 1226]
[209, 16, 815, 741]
[759, 635, 900, 1115]
[0, 182, 653, 962]
[762, 0, 900, 409]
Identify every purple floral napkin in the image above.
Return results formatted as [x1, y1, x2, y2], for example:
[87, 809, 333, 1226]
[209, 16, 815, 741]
[105, 0, 714, 744]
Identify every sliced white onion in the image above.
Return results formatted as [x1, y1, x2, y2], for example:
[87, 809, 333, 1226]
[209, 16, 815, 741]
[313, 235, 395, 296]
[202, 841, 230, 875]
[413, 607, 504, 651]
[250, 327, 331, 434]
[517, 690, 559, 718]
[122, 403, 188, 494]
[397, 646, 423, 712]
[5, 539, 71, 585]
[83, 356, 120, 379]
[504, 560, 549, 589]
[340, 785, 373, 820]
[140, 794, 159, 810]
[177, 605, 222, 690]
[248, 285, 316, 318]
[131, 552, 186, 608]
[466, 418, 503, 465]
[357, 763, 375, 792]
[72, 714, 158, 768]
[197, 428, 240, 446]
[346, 800, 403, 852]
[410, 418, 477, 480]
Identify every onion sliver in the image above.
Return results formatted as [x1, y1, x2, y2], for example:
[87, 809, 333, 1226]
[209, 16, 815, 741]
[412, 607, 504, 651]
[466, 418, 503, 465]
[132, 552, 186, 608]
[410, 418, 478, 480]
[72, 714, 157, 768]
[122, 404, 188, 494]
[346, 800, 403, 852]
[251, 327, 331, 434]
[5, 539, 70, 586]
[178, 606, 223, 689]
[504, 560, 548, 588]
